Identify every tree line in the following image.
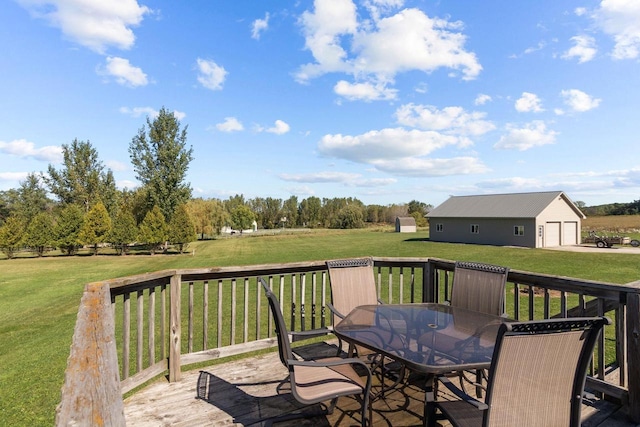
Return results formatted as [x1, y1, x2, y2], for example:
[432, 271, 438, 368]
[0, 107, 432, 259]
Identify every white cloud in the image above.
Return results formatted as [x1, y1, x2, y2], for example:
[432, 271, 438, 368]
[0, 139, 63, 162]
[374, 156, 489, 177]
[119, 107, 185, 120]
[216, 117, 244, 132]
[119, 106, 157, 118]
[591, 0, 640, 60]
[279, 171, 397, 187]
[362, 0, 405, 21]
[395, 104, 495, 137]
[196, 58, 227, 91]
[474, 94, 492, 105]
[18, 0, 150, 54]
[296, 2, 481, 97]
[523, 41, 546, 55]
[116, 179, 138, 190]
[106, 160, 127, 171]
[101, 56, 148, 87]
[560, 89, 601, 112]
[0, 172, 30, 182]
[515, 92, 544, 113]
[334, 80, 398, 101]
[279, 171, 362, 183]
[266, 120, 291, 135]
[284, 185, 316, 196]
[562, 35, 597, 63]
[318, 127, 460, 163]
[251, 13, 269, 40]
[494, 121, 558, 151]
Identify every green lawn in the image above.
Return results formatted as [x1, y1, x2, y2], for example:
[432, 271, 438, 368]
[2, 228, 639, 426]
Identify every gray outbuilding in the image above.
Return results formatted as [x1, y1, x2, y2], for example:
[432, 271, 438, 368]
[427, 191, 586, 248]
[395, 216, 417, 233]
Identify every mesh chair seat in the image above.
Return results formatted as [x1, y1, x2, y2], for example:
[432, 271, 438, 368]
[431, 317, 611, 427]
[260, 277, 372, 426]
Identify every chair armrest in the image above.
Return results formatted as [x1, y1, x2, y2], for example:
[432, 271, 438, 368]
[327, 303, 346, 319]
[290, 327, 332, 342]
[289, 357, 372, 378]
[438, 377, 488, 410]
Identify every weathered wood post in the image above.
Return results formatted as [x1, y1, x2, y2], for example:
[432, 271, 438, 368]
[169, 273, 182, 382]
[56, 282, 125, 426]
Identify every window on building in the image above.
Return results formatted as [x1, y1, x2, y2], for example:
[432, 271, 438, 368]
[514, 225, 525, 236]
[436, 223, 443, 232]
[470, 224, 479, 234]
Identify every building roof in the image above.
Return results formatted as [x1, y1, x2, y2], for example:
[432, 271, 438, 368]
[396, 216, 416, 226]
[427, 191, 586, 219]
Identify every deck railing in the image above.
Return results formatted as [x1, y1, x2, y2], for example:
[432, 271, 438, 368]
[56, 257, 640, 425]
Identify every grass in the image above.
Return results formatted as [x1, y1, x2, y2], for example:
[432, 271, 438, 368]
[2, 226, 640, 426]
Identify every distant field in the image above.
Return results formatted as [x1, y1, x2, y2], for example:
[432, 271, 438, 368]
[582, 214, 640, 237]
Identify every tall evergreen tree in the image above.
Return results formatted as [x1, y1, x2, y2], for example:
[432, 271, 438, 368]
[0, 215, 26, 259]
[56, 204, 85, 255]
[138, 205, 168, 255]
[109, 208, 138, 255]
[24, 211, 56, 257]
[79, 201, 112, 255]
[15, 173, 51, 222]
[129, 107, 194, 221]
[168, 204, 196, 252]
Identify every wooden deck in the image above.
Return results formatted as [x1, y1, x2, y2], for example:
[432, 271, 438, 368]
[124, 342, 636, 427]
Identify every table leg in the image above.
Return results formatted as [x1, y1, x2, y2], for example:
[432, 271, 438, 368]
[423, 374, 437, 427]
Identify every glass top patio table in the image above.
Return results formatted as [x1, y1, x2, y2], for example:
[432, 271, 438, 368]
[333, 303, 509, 375]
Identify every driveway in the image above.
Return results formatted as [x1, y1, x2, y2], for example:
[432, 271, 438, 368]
[545, 244, 640, 254]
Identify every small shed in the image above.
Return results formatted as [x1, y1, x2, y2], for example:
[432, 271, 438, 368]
[427, 191, 585, 248]
[395, 216, 417, 233]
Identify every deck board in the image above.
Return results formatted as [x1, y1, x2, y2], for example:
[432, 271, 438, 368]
[124, 342, 634, 426]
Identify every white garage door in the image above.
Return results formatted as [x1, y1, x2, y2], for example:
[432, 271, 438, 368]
[545, 222, 561, 247]
[563, 222, 578, 246]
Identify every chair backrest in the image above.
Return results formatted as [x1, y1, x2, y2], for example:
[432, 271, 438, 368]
[450, 261, 509, 316]
[259, 278, 293, 370]
[484, 317, 610, 427]
[326, 257, 378, 325]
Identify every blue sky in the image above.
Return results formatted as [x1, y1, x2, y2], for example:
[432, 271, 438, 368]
[1, 0, 639, 208]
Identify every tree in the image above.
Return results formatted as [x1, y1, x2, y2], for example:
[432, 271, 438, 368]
[410, 211, 428, 227]
[55, 204, 85, 255]
[0, 189, 19, 224]
[15, 173, 52, 222]
[24, 212, 56, 257]
[186, 198, 227, 238]
[262, 197, 283, 229]
[45, 139, 116, 213]
[109, 208, 138, 255]
[282, 196, 299, 228]
[332, 204, 365, 229]
[230, 205, 256, 231]
[79, 201, 112, 255]
[129, 107, 194, 221]
[138, 205, 168, 255]
[168, 204, 196, 252]
[299, 196, 322, 228]
[0, 215, 26, 259]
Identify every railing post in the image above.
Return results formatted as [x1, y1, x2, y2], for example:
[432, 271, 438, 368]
[56, 282, 125, 426]
[422, 260, 435, 303]
[169, 273, 182, 382]
[626, 291, 640, 422]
